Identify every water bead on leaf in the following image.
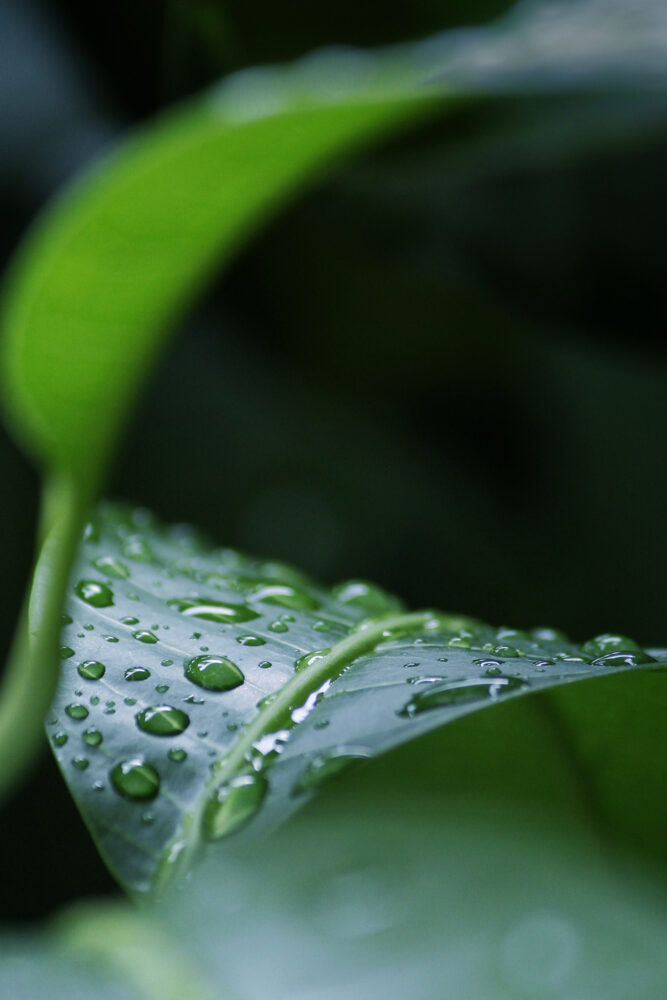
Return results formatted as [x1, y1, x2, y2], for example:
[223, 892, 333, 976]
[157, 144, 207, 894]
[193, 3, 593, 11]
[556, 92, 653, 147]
[202, 773, 267, 840]
[167, 597, 259, 624]
[110, 757, 161, 801]
[184, 654, 244, 692]
[136, 705, 190, 736]
[125, 667, 151, 681]
[399, 676, 527, 717]
[74, 579, 114, 608]
[77, 660, 106, 681]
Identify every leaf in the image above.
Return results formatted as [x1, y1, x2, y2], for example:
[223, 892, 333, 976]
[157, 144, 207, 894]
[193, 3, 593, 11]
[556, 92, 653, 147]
[48, 504, 666, 893]
[4, 791, 667, 999]
[2, 0, 666, 802]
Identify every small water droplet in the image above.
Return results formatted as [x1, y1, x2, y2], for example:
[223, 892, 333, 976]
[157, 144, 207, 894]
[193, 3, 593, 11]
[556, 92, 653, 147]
[60, 646, 75, 659]
[203, 773, 267, 840]
[83, 728, 103, 747]
[493, 645, 521, 658]
[294, 648, 331, 673]
[399, 675, 527, 716]
[133, 630, 158, 644]
[92, 555, 130, 579]
[268, 619, 289, 633]
[75, 579, 114, 608]
[168, 748, 187, 763]
[77, 660, 106, 681]
[61, 613, 73, 626]
[90, 695, 100, 705]
[72, 757, 89, 771]
[52, 731, 68, 747]
[65, 704, 89, 721]
[249, 583, 320, 611]
[121, 616, 140, 625]
[121, 536, 154, 562]
[110, 757, 160, 801]
[141, 812, 155, 825]
[184, 654, 244, 692]
[125, 666, 151, 681]
[236, 634, 266, 646]
[124, 697, 137, 706]
[136, 705, 190, 736]
[161, 658, 174, 667]
[168, 597, 259, 624]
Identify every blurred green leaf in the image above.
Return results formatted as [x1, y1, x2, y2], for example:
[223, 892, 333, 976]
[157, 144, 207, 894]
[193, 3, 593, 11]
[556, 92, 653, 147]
[48, 503, 665, 893]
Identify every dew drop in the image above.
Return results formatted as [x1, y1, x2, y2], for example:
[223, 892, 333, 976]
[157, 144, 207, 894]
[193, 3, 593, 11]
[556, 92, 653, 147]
[60, 646, 75, 659]
[82, 728, 103, 747]
[121, 536, 154, 562]
[203, 773, 267, 840]
[133, 630, 158, 644]
[185, 654, 244, 692]
[581, 633, 650, 659]
[110, 757, 160, 801]
[75, 579, 114, 608]
[168, 748, 187, 763]
[399, 675, 527, 717]
[52, 731, 68, 747]
[258, 660, 272, 669]
[77, 660, 106, 681]
[121, 616, 140, 625]
[136, 705, 190, 736]
[92, 555, 130, 579]
[294, 648, 331, 672]
[268, 620, 289, 633]
[248, 583, 320, 611]
[592, 650, 656, 667]
[65, 704, 89, 721]
[168, 597, 259, 624]
[125, 666, 151, 682]
[72, 757, 89, 771]
[236, 634, 266, 647]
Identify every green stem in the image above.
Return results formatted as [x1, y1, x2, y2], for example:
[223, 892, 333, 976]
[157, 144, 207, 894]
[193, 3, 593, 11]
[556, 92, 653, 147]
[0, 473, 85, 802]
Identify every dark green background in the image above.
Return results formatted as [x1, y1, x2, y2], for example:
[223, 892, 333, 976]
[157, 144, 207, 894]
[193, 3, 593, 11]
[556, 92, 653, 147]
[1, 0, 665, 920]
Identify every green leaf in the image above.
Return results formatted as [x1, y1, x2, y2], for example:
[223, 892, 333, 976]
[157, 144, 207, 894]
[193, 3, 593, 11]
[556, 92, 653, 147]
[48, 504, 666, 893]
[4, 791, 667, 999]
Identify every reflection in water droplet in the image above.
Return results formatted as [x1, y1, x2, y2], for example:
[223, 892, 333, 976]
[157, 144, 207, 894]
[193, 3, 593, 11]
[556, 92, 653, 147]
[125, 667, 151, 682]
[185, 654, 244, 692]
[294, 749, 370, 794]
[248, 583, 320, 611]
[93, 555, 130, 579]
[110, 757, 160, 801]
[136, 705, 190, 736]
[77, 660, 106, 681]
[133, 630, 158, 644]
[203, 772, 267, 840]
[168, 597, 259, 624]
[400, 675, 527, 717]
[82, 728, 103, 747]
[65, 704, 89, 721]
[75, 579, 114, 608]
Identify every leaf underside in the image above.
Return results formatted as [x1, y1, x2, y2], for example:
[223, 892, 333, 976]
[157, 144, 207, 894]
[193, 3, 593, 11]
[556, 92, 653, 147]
[48, 504, 665, 893]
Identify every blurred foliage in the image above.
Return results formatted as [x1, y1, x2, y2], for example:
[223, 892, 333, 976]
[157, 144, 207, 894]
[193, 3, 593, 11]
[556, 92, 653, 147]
[0, 0, 665, 924]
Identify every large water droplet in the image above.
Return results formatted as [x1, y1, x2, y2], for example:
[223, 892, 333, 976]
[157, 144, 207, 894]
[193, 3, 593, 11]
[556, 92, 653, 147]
[75, 579, 114, 608]
[125, 666, 151, 681]
[592, 650, 656, 667]
[203, 773, 267, 840]
[400, 675, 527, 716]
[65, 704, 89, 721]
[60, 646, 75, 659]
[185, 654, 244, 691]
[580, 633, 645, 658]
[294, 648, 331, 673]
[133, 630, 158, 644]
[77, 660, 106, 681]
[110, 757, 160, 801]
[92, 555, 130, 579]
[248, 583, 320, 611]
[168, 597, 259, 624]
[136, 705, 190, 736]
[83, 728, 103, 747]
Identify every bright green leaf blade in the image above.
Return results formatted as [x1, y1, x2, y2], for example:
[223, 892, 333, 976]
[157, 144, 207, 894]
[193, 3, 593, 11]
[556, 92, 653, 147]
[48, 504, 666, 893]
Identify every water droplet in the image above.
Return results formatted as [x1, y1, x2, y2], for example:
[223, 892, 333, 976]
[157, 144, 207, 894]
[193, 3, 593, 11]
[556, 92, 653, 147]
[61, 613, 73, 626]
[248, 583, 320, 611]
[185, 654, 244, 692]
[52, 731, 68, 747]
[168, 748, 187, 763]
[65, 704, 89, 721]
[121, 536, 154, 562]
[121, 616, 140, 625]
[268, 619, 289, 633]
[294, 648, 331, 672]
[593, 650, 656, 667]
[125, 666, 151, 681]
[161, 659, 174, 667]
[83, 624, 94, 631]
[83, 728, 103, 747]
[75, 579, 114, 608]
[168, 597, 259, 624]
[581, 633, 649, 659]
[133, 630, 158, 644]
[60, 646, 75, 659]
[92, 555, 130, 579]
[332, 580, 401, 614]
[72, 757, 89, 771]
[77, 660, 106, 681]
[90, 695, 100, 705]
[236, 634, 266, 646]
[399, 675, 527, 716]
[155, 683, 169, 693]
[493, 645, 521, 658]
[294, 749, 369, 793]
[83, 521, 99, 543]
[447, 636, 470, 649]
[124, 697, 137, 706]
[136, 705, 190, 736]
[110, 757, 160, 801]
[203, 773, 267, 840]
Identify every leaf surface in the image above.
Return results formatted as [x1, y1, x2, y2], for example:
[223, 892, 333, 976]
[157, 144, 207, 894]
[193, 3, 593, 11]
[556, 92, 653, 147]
[49, 504, 666, 893]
